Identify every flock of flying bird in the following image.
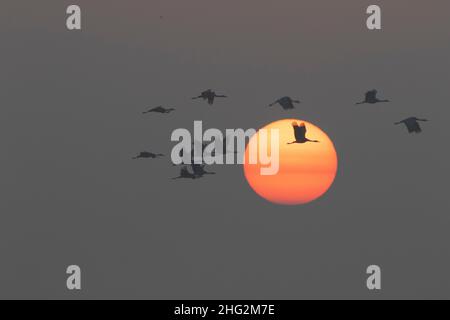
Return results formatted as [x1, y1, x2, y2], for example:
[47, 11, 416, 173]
[133, 89, 429, 180]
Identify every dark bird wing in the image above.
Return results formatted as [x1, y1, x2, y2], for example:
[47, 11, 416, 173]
[404, 119, 422, 133]
[144, 106, 161, 113]
[282, 100, 294, 110]
[279, 97, 295, 109]
[366, 90, 377, 101]
[191, 164, 204, 176]
[181, 166, 190, 176]
[154, 106, 165, 112]
[413, 122, 422, 133]
[293, 123, 307, 141]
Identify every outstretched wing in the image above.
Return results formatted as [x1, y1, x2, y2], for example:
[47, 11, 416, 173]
[293, 122, 306, 141]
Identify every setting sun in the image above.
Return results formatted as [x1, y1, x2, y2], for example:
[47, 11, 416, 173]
[244, 119, 338, 205]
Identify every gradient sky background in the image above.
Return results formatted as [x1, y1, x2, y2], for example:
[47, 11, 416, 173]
[1, 0, 450, 299]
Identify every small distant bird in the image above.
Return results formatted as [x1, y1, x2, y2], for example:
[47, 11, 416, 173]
[143, 106, 175, 114]
[288, 122, 319, 144]
[192, 89, 227, 105]
[173, 166, 197, 180]
[132, 152, 164, 159]
[395, 117, 428, 134]
[191, 164, 215, 178]
[356, 90, 390, 105]
[269, 96, 301, 110]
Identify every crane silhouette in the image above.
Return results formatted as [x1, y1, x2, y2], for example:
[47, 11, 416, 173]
[395, 117, 428, 133]
[269, 96, 301, 110]
[143, 106, 175, 114]
[288, 122, 319, 144]
[356, 90, 390, 105]
[132, 152, 164, 159]
[192, 89, 227, 105]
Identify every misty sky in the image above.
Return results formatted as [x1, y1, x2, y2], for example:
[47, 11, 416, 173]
[1, 0, 450, 299]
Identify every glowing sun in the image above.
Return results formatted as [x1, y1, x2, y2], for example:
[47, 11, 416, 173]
[244, 119, 338, 205]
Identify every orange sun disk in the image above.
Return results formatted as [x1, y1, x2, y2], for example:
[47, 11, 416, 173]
[243, 119, 338, 205]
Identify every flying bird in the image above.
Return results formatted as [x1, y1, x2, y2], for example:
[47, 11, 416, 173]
[132, 152, 164, 159]
[395, 117, 428, 134]
[143, 106, 175, 114]
[356, 90, 390, 105]
[172, 166, 197, 180]
[288, 122, 319, 144]
[269, 96, 301, 110]
[192, 89, 227, 105]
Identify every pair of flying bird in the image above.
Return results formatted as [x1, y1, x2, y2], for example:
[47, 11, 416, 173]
[132, 142, 217, 180]
[142, 89, 227, 114]
[269, 89, 388, 109]
[288, 117, 429, 145]
[355, 90, 428, 133]
[132, 152, 215, 180]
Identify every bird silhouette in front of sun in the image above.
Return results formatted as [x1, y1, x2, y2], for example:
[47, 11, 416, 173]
[269, 96, 301, 110]
[132, 152, 164, 160]
[192, 89, 227, 105]
[143, 106, 175, 114]
[288, 122, 320, 144]
[356, 90, 390, 105]
[395, 117, 428, 134]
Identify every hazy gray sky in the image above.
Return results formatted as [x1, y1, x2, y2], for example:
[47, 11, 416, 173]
[1, 0, 449, 299]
